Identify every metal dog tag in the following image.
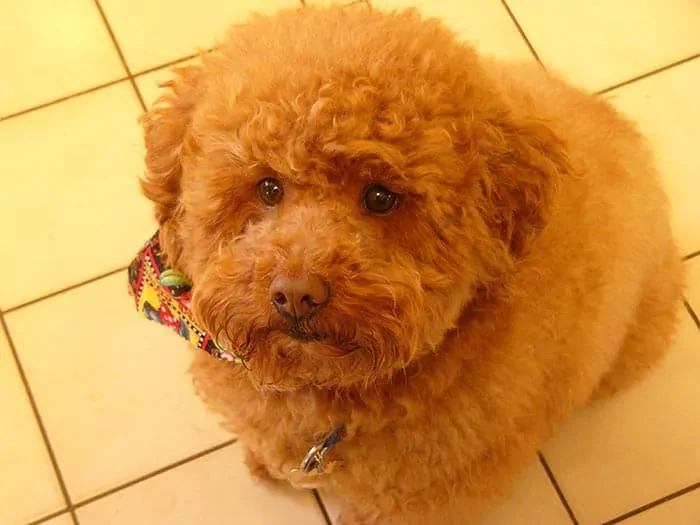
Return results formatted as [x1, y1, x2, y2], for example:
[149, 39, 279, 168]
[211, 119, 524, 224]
[300, 426, 345, 474]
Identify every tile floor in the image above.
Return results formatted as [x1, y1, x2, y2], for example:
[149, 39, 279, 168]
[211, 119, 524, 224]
[1, 1, 699, 524]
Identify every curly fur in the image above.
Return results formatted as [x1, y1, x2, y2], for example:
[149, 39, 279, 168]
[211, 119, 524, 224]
[139, 6, 683, 524]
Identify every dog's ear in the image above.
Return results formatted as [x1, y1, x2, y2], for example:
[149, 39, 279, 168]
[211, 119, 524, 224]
[478, 114, 570, 258]
[140, 64, 202, 222]
[139, 64, 203, 263]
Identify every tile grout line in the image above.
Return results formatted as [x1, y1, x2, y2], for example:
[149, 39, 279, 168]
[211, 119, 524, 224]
[684, 300, 700, 331]
[2, 266, 128, 315]
[498, 0, 542, 64]
[71, 438, 237, 510]
[682, 249, 700, 261]
[0, 314, 80, 525]
[132, 53, 202, 78]
[596, 52, 700, 95]
[0, 53, 201, 123]
[25, 508, 72, 525]
[313, 489, 333, 525]
[537, 452, 579, 525]
[601, 480, 700, 525]
[0, 78, 128, 123]
[92, 0, 147, 112]
[21, 439, 237, 525]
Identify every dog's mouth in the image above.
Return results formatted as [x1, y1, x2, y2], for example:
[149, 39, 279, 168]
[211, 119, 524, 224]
[271, 324, 364, 358]
[271, 316, 329, 344]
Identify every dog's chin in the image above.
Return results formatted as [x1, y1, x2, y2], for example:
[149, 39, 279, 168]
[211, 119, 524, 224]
[235, 327, 385, 391]
[280, 327, 323, 343]
[276, 328, 358, 356]
[210, 313, 419, 390]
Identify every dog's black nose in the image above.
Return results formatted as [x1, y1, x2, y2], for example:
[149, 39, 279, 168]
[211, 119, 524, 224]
[270, 274, 329, 320]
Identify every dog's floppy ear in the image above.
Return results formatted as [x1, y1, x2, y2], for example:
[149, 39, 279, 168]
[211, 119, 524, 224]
[478, 114, 570, 258]
[139, 64, 203, 263]
[140, 64, 202, 222]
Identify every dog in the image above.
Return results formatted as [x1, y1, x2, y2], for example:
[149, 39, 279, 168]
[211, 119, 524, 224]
[138, 5, 684, 524]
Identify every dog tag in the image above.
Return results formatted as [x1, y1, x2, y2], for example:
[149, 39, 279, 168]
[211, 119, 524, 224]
[300, 426, 345, 474]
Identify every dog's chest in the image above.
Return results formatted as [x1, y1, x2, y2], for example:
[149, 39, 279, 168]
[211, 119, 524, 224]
[233, 388, 346, 481]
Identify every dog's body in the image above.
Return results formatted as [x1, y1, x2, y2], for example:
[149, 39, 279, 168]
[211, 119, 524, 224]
[140, 7, 683, 524]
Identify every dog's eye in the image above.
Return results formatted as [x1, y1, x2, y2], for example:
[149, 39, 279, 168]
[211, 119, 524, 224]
[363, 185, 398, 214]
[257, 178, 284, 207]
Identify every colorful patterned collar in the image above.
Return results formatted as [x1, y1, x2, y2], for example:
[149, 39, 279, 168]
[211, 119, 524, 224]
[127, 232, 241, 364]
[127, 231, 344, 474]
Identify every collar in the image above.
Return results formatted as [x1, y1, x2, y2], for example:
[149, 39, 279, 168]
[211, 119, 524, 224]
[127, 231, 241, 363]
[127, 231, 344, 474]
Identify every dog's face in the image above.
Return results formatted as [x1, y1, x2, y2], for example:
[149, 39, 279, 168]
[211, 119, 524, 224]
[141, 7, 567, 390]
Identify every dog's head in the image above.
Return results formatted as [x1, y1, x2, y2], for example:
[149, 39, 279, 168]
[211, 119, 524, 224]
[140, 7, 568, 391]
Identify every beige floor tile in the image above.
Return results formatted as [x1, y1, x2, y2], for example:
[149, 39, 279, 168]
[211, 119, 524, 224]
[0, 330, 66, 524]
[135, 59, 199, 110]
[76, 443, 326, 525]
[99, 0, 300, 73]
[541, 310, 700, 524]
[684, 257, 700, 314]
[0, 0, 125, 118]
[0, 82, 155, 310]
[506, 0, 700, 92]
[604, 59, 700, 257]
[619, 487, 700, 525]
[4, 273, 234, 502]
[305, 0, 533, 60]
[319, 460, 571, 524]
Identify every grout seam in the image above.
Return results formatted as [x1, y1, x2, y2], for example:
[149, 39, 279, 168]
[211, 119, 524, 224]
[601, 480, 700, 525]
[313, 489, 334, 525]
[596, 52, 700, 95]
[0, 78, 128, 122]
[682, 249, 700, 261]
[25, 508, 72, 525]
[72, 438, 237, 510]
[538, 452, 579, 525]
[0, 315, 79, 525]
[92, 0, 146, 112]
[0, 52, 202, 124]
[2, 267, 128, 315]
[132, 53, 202, 78]
[498, 0, 542, 64]
[684, 301, 700, 331]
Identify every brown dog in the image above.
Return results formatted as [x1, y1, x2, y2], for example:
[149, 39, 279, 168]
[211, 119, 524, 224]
[139, 5, 684, 524]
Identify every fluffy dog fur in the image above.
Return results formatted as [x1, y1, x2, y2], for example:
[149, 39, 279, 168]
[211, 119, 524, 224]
[140, 6, 684, 524]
